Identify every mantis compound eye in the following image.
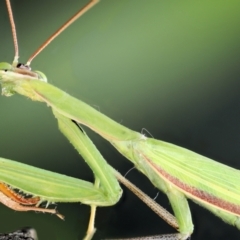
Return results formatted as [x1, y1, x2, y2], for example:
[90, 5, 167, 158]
[0, 62, 13, 71]
[34, 70, 48, 82]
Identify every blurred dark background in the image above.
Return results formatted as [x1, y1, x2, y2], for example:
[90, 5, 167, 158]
[0, 0, 240, 239]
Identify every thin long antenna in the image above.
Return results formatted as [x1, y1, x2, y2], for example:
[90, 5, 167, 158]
[5, 0, 19, 65]
[26, 0, 99, 66]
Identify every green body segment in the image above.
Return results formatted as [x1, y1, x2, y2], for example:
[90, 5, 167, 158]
[1, 64, 240, 237]
[0, 107, 122, 206]
[114, 137, 240, 230]
[0, 71, 140, 141]
[139, 138, 240, 209]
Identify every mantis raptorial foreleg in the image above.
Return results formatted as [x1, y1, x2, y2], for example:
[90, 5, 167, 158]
[53, 109, 193, 240]
[53, 110, 182, 239]
[0, 113, 180, 240]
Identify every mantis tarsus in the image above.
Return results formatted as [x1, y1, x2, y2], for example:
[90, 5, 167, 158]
[0, 0, 240, 240]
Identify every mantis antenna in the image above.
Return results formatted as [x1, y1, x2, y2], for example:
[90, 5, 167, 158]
[5, 0, 19, 65]
[5, 0, 99, 67]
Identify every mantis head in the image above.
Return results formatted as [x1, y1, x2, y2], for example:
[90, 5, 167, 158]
[0, 62, 47, 97]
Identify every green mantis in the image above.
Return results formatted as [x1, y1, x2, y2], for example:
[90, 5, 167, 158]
[1, 0, 240, 239]
[0, 1, 178, 239]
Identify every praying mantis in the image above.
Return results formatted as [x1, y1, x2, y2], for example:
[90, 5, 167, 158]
[0, 0, 240, 240]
